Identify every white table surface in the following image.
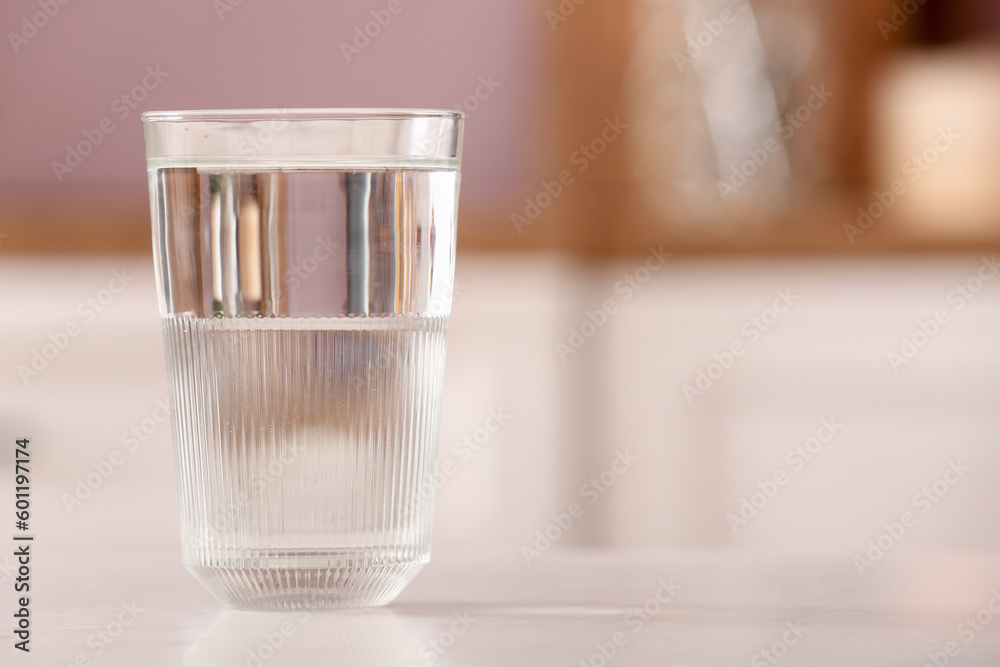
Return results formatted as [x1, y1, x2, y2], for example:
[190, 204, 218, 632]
[6, 551, 1000, 666]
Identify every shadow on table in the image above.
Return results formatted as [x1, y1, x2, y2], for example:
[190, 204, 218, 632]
[180, 608, 435, 667]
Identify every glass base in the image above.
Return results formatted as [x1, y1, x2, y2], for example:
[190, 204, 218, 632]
[188, 559, 427, 611]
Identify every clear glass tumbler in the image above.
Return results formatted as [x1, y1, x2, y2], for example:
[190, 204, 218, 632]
[141, 109, 463, 610]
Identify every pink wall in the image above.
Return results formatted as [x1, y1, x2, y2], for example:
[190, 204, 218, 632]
[0, 0, 549, 203]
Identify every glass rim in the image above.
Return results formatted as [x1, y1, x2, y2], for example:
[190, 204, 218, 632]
[141, 108, 465, 123]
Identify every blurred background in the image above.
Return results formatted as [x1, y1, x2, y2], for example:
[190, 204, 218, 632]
[2, 0, 1000, 562]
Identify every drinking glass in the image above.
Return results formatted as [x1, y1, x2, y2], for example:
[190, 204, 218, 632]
[141, 109, 463, 610]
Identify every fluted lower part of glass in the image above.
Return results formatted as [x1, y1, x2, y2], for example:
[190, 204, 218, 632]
[162, 315, 447, 610]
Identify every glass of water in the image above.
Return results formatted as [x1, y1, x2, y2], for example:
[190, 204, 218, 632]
[141, 109, 463, 610]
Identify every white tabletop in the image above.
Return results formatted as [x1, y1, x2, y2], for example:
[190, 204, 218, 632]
[7, 551, 1000, 666]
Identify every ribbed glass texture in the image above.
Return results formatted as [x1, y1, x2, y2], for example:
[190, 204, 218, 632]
[142, 110, 462, 610]
[164, 316, 447, 610]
